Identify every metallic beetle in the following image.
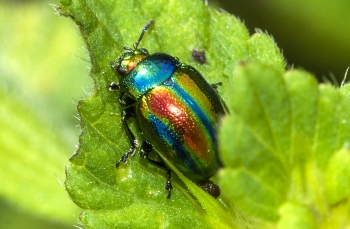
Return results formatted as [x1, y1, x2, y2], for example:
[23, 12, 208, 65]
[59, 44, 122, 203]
[109, 20, 228, 198]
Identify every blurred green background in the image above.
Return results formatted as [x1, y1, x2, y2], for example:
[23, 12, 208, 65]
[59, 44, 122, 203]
[219, 0, 350, 82]
[0, 0, 348, 228]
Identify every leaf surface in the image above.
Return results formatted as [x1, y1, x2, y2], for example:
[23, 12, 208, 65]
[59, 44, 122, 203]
[220, 63, 350, 227]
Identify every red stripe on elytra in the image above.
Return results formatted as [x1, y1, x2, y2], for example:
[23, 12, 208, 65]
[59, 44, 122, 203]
[147, 88, 210, 158]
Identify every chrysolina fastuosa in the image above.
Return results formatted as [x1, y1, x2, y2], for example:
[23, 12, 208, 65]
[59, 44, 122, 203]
[109, 20, 228, 198]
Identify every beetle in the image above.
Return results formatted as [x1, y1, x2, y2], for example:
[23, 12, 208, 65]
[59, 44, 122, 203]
[108, 20, 228, 198]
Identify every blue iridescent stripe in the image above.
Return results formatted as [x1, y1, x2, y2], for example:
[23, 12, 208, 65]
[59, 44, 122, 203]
[150, 114, 203, 175]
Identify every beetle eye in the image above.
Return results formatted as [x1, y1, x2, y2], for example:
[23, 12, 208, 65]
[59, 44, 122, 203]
[139, 48, 149, 55]
[117, 65, 127, 76]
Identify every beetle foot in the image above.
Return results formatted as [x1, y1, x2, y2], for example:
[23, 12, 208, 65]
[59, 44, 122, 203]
[165, 170, 173, 198]
[166, 187, 172, 199]
[108, 82, 119, 91]
[140, 140, 152, 158]
[110, 61, 118, 71]
[211, 82, 222, 90]
[140, 151, 147, 158]
[115, 154, 127, 167]
[115, 147, 137, 167]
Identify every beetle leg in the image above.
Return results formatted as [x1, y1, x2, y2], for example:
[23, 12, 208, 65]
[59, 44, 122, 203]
[139, 140, 152, 157]
[110, 61, 118, 71]
[140, 141, 173, 198]
[108, 82, 120, 91]
[210, 82, 222, 91]
[116, 106, 139, 167]
[165, 170, 173, 198]
[140, 141, 167, 168]
[118, 92, 136, 107]
[107, 82, 135, 106]
[210, 82, 230, 115]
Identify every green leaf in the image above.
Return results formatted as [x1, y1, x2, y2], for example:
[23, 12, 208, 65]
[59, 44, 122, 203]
[219, 62, 350, 226]
[58, 0, 287, 228]
[277, 202, 316, 229]
[325, 148, 350, 204]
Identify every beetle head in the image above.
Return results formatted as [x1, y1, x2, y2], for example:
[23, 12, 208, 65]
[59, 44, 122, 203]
[114, 20, 154, 76]
[115, 48, 149, 76]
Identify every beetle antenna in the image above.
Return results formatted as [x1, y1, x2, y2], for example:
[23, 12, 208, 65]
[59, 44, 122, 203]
[133, 20, 154, 49]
